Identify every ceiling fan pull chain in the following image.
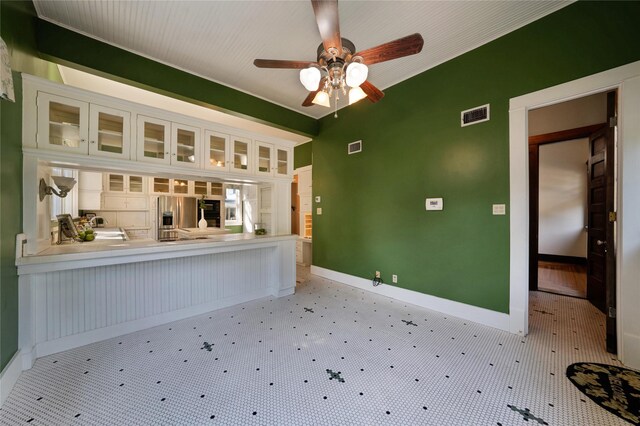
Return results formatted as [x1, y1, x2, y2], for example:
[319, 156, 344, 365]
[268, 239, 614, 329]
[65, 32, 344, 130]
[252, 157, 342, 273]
[334, 92, 338, 118]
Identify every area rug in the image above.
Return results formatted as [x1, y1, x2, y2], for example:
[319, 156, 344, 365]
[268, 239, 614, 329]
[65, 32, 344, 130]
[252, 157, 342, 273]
[567, 362, 640, 425]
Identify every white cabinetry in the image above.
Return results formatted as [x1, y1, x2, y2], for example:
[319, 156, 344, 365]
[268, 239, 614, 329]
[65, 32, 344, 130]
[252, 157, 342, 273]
[78, 171, 103, 210]
[230, 136, 253, 174]
[255, 142, 292, 177]
[204, 130, 229, 171]
[105, 173, 147, 194]
[37, 92, 130, 159]
[171, 122, 201, 168]
[102, 194, 149, 210]
[137, 115, 171, 164]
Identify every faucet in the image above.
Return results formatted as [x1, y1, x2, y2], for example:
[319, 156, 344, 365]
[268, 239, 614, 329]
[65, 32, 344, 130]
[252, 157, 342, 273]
[89, 216, 108, 227]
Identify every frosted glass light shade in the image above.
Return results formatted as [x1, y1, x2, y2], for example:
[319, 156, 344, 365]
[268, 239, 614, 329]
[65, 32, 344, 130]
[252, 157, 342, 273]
[299, 67, 321, 91]
[348, 86, 367, 105]
[312, 91, 330, 107]
[345, 62, 368, 87]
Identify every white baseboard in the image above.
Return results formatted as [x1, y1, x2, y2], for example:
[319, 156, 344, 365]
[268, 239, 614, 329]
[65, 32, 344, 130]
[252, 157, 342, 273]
[1, 350, 22, 407]
[27, 288, 272, 367]
[621, 332, 640, 370]
[311, 266, 510, 332]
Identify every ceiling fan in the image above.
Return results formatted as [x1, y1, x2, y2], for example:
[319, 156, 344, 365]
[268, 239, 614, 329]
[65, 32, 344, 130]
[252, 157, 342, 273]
[254, 0, 424, 114]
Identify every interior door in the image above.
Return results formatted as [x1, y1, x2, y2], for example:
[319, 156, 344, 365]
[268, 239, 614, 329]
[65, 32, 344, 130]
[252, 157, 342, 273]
[586, 90, 617, 353]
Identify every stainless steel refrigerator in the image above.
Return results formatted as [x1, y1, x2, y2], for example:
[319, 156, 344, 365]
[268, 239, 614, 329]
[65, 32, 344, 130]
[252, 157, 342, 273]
[157, 196, 198, 241]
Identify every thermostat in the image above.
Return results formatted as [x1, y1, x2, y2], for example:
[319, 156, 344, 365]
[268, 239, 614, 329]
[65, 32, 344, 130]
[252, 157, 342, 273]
[426, 198, 443, 211]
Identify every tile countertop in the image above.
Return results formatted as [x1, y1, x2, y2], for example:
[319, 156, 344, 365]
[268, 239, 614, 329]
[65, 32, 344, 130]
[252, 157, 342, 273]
[17, 233, 297, 270]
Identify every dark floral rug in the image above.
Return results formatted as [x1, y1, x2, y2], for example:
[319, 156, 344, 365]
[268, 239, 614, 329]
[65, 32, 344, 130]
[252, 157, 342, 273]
[567, 362, 640, 425]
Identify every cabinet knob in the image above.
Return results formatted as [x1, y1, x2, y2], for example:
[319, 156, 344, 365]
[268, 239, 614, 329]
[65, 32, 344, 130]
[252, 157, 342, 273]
[81, 139, 86, 143]
[165, 152, 169, 155]
[90, 140, 96, 144]
[172, 153, 176, 156]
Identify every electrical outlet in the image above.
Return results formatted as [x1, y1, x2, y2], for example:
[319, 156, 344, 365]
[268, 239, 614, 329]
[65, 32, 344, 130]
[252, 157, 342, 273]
[392, 274, 398, 283]
[375, 271, 381, 278]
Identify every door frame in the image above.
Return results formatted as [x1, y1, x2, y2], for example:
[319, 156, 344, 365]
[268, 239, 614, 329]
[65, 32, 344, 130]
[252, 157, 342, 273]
[508, 60, 640, 368]
[528, 123, 606, 292]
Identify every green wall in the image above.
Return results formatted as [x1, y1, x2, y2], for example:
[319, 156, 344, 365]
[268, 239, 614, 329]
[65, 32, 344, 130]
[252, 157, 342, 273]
[312, 1, 640, 313]
[0, 0, 61, 371]
[294, 141, 313, 169]
[35, 20, 318, 138]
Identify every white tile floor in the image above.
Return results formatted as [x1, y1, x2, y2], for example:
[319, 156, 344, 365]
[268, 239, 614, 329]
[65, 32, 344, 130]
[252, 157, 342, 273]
[0, 266, 628, 425]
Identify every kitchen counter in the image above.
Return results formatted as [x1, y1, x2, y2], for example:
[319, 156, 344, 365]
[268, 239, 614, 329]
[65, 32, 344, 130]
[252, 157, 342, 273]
[17, 233, 294, 271]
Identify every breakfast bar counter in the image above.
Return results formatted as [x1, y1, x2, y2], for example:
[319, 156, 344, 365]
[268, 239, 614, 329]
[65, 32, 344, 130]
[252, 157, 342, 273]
[16, 233, 297, 370]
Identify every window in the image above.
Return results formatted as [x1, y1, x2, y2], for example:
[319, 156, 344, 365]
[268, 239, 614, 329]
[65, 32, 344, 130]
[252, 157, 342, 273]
[50, 168, 78, 220]
[225, 185, 242, 226]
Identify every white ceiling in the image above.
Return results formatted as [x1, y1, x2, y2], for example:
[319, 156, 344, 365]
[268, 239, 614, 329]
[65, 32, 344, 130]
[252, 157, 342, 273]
[33, 1, 572, 120]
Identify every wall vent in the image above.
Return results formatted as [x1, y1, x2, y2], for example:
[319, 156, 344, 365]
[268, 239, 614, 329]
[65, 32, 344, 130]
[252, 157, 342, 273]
[348, 140, 362, 154]
[461, 104, 490, 127]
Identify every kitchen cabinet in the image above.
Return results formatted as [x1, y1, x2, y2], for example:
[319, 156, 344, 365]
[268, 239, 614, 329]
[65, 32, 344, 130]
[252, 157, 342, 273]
[137, 115, 171, 164]
[37, 92, 130, 159]
[105, 173, 147, 194]
[255, 142, 292, 177]
[78, 171, 103, 210]
[173, 178, 190, 195]
[231, 136, 253, 174]
[102, 194, 149, 210]
[171, 123, 200, 168]
[137, 116, 201, 168]
[193, 181, 223, 197]
[204, 131, 229, 171]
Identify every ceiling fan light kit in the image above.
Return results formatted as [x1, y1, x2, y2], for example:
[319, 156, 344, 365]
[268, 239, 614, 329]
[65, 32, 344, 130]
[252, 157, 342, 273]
[254, 0, 423, 115]
[299, 66, 322, 91]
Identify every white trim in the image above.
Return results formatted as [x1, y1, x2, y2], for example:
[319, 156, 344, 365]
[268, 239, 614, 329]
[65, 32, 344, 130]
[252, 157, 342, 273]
[508, 60, 640, 367]
[311, 266, 510, 332]
[0, 350, 22, 406]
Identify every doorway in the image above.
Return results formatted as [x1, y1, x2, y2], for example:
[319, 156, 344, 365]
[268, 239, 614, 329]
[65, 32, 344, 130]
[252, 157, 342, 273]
[527, 90, 617, 353]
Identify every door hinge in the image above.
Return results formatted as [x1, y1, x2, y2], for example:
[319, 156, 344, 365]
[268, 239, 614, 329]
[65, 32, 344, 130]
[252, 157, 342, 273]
[608, 306, 617, 318]
[609, 211, 617, 222]
[609, 116, 618, 127]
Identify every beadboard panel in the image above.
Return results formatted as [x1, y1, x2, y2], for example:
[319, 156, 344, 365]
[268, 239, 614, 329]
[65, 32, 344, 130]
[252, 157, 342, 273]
[20, 243, 293, 369]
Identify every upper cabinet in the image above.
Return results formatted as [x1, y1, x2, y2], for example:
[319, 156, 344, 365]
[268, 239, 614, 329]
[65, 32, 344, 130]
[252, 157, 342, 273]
[105, 173, 147, 194]
[137, 115, 171, 164]
[255, 142, 292, 177]
[204, 131, 229, 171]
[231, 137, 252, 174]
[89, 104, 131, 158]
[137, 116, 201, 168]
[37, 92, 130, 160]
[172, 123, 200, 168]
[28, 78, 295, 181]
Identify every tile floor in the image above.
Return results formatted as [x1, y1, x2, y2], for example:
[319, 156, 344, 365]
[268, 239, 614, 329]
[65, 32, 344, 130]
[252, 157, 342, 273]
[0, 266, 627, 425]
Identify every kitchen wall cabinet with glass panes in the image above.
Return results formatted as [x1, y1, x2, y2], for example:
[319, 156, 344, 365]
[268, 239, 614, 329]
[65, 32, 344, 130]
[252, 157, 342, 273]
[205, 132, 256, 175]
[37, 92, 131, 159]
[137, 116, 201, 168]
[193, 181, 223, 197]
[255, 141, 292, 177]
[104, 173, 147, 194]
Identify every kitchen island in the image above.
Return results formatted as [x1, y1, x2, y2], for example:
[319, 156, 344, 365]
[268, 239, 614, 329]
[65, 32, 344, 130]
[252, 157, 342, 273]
[16, 233, 296, 370]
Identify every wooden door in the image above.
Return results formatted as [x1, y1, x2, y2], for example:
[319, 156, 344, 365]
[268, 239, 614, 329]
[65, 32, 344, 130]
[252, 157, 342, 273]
[586, 90, 617, 353]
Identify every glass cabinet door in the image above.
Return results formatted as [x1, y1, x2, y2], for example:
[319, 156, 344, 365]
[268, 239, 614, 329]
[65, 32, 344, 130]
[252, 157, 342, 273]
[171, 123, 200, 168]
[276, 148, 290, 177]
[231, 137, 252, 173]
[173, 179, 189, 194]
[153, 178, 170, 194]
[107, 174, 125, 192]
[37, 93, 89, 154]
[128, 176, 144, 193]
[205, 131, 228, 171]
[194, 181, 208, 196]
[210, 182, 223, 196]
[137, 116, 171, 164]
[89, 104, 130, 159]
[255, 142, 273, 176]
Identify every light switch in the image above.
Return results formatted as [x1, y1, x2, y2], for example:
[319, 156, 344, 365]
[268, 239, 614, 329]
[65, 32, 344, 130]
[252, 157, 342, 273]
[425, 198, 443, 211]
[316, 207, 322, 215]
[492, 204, 506, 215]
[315, 196, 321, 203]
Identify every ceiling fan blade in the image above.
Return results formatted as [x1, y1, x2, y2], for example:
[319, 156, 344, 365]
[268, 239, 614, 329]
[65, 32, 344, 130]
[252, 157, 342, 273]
[360, 80, 384, 103]
[254, 59, 316, 69]
[302, 77, 327, 106]
[311, 0, 342, 56]
[355, 33, 424, 65]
